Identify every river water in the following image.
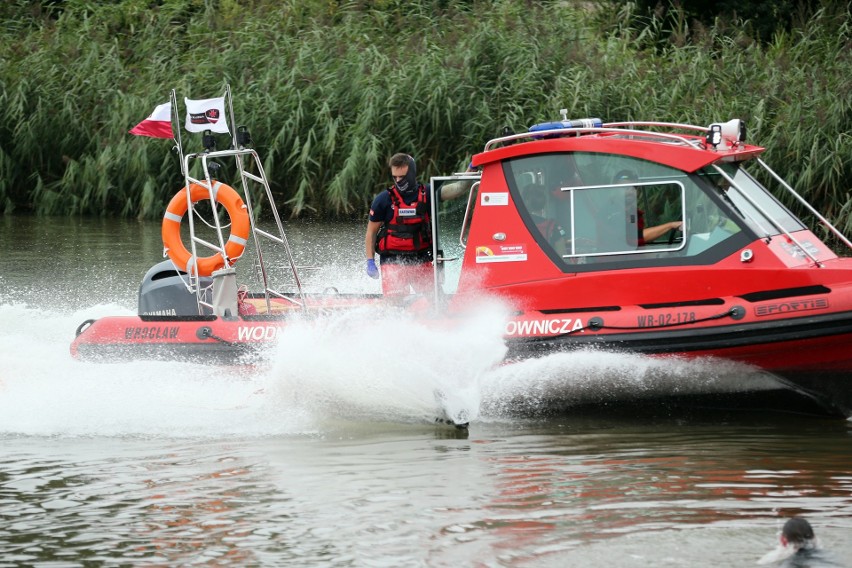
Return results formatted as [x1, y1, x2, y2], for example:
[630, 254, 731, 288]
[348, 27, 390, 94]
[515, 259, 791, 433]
[1, 215, 851, 567]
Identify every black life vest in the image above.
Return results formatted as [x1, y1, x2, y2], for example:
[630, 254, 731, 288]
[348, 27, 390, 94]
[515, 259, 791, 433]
[376, 184, 432, 255]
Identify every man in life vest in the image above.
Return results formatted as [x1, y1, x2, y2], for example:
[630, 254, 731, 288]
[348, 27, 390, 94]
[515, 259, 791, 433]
[365, 153, 472, 297]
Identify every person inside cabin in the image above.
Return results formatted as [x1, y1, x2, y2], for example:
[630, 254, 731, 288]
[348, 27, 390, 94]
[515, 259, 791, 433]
[546, 155, 584, 219]
[365, 153, 475, 297]
[613, 169, 683, 246]
[523, 183, 569, 257]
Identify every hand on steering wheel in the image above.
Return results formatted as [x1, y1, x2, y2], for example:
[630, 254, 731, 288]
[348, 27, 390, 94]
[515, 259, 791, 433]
[667, 221, 684, 245]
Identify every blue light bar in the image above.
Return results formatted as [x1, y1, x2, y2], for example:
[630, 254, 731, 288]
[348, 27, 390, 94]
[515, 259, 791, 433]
[529, 118, 603, 133]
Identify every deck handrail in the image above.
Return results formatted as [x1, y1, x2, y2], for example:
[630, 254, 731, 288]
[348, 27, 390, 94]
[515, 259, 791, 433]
[483, 124, 706, 152]
[756, 157, 852, 252]
[171, 85, 306, 315]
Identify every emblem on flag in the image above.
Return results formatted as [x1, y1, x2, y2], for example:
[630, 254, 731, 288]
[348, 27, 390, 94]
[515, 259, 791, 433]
[184, 97, 229, 134]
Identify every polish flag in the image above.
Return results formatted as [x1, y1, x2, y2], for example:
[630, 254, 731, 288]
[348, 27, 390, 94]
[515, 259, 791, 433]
[184, 96, 229, 134]
[129, 102, 173, 139]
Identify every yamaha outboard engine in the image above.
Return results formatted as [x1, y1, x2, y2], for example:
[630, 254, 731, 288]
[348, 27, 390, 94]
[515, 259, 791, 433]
[138, 260, 212, 316]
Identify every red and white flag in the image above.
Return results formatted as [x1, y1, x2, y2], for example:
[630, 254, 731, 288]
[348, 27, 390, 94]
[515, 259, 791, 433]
[128, 102, 173, 139]
[184, 96, 229, 134]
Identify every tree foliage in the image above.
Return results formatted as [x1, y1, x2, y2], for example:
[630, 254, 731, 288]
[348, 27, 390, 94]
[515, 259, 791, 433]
[0, 0, 849, 228]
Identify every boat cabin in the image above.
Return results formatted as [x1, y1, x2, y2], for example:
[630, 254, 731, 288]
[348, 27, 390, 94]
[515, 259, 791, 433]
[428, 117, 845, 313]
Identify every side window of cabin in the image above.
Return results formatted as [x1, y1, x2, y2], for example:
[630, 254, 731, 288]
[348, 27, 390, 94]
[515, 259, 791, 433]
[505, 153, 748, 267]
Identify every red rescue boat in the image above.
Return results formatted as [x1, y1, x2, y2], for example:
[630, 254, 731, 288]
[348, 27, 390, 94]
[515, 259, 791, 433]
[72, 94, 852, 418]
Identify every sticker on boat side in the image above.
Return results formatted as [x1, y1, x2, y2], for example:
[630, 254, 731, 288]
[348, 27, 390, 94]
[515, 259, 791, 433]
[755, 297, 828, 316]
[475, 244, 527, 263]
[779, 240, 821, 259]
[480, 192, 509, 206]
[237, 326, 281, 341]
[124, 326, 179, 340]
[636, 312, 696, 327]
[505, 318, 585, 336]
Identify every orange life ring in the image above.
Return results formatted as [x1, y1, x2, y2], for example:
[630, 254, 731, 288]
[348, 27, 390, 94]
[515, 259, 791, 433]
[161, 181, 251, 276]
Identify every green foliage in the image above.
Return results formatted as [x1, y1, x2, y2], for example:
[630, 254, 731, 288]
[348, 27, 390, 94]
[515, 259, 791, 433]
[601, 0, 838, 45]
[0, 0, 850, 227]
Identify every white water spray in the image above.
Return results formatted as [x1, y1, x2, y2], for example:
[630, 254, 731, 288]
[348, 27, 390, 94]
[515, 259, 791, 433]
[1, 288, 785, 438]
[262, 300, 509, 427]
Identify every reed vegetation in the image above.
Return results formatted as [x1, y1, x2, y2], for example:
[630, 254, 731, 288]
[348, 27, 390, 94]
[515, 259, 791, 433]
[1, 0, 849, 230]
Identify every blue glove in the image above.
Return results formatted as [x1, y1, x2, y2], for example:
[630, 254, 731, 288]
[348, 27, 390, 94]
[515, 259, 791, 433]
[366, 258, 379, 279]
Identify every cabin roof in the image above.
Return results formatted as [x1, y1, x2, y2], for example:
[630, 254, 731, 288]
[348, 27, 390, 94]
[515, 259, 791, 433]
[472, 126, 765, 173]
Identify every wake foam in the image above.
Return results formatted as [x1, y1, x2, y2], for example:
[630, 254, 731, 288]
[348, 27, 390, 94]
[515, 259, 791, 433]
[481, 349, 781, 417]
[0, 296, 786, 437]
[262, 300, 509, 427]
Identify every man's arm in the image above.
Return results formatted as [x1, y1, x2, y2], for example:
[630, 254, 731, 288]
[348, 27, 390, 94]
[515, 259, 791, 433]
[438, 166, 479, 201]
[365, 220, 382, 258]
[439, 180, 473, 201]
[642, 221, 683, 243]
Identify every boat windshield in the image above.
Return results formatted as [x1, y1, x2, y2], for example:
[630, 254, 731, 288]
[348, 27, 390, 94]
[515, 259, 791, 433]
[503, 152, 748, 267]
[697, 164, 805, 237]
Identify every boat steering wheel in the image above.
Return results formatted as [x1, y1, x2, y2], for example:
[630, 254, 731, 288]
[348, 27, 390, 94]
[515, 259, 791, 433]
[667, 226, 684, 245]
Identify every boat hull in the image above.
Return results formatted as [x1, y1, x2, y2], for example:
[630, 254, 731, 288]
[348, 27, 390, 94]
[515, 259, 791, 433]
[71, 308, 852, 417]
[507, 324, 852, 418]
[71, 315, 286, 364]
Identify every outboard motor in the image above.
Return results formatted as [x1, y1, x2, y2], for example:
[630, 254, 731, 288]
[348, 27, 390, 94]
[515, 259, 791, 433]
[138, 260, 212, 316]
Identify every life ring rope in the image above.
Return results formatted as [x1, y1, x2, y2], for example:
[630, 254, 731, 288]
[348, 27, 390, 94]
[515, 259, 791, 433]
[189, 182, 234, 231]
[161, 181, 251, 277]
